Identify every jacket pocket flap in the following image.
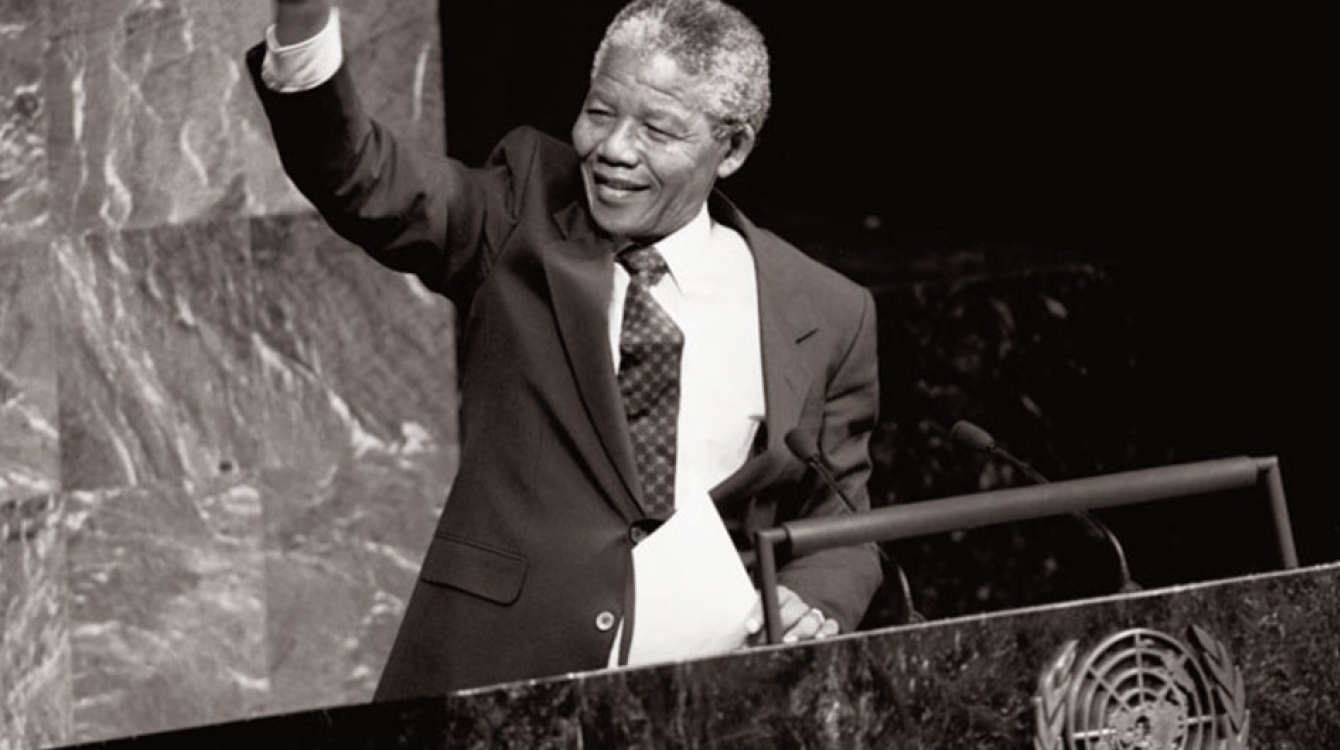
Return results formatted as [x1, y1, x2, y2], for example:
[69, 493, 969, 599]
[420, 536, 528, 605]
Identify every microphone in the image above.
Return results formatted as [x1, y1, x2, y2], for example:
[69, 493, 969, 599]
[784, 428, 925, 624]
[948, 421, 1049, 485]
[784, 429, 859, 515]
[948, 420, 1140, 594]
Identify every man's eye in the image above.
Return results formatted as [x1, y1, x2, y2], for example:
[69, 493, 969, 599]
[644, 124, 674, 141]
[585, 108, 613, 120]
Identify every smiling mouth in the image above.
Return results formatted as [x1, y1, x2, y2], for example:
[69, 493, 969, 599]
[592, 172, 647, 199]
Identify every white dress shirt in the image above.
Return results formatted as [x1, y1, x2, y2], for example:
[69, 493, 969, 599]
[608, 205, 765, 501]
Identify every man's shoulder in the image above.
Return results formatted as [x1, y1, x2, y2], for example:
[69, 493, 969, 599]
[486, 126, 584, 210]
[757, 227, 864, 291]
[491, 126, 579, 175]
[717, 196, 870, 306]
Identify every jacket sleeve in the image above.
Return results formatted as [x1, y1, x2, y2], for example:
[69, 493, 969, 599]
[246, 43, 514, 307]
[775, 288, 883, 634]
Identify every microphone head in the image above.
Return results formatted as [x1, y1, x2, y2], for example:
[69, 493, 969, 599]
[783, 428, 820, 461]
[949, 420, 997, 452]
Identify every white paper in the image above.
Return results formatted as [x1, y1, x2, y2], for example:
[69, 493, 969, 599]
[621, 482, 758, 667]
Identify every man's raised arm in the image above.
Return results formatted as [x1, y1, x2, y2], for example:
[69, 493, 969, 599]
[248, 0, 508, 301]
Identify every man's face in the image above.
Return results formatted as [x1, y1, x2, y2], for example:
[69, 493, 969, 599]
[572, 44, 751, 243]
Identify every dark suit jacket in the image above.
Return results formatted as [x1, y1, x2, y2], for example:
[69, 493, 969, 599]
[248, 47, 882, 699]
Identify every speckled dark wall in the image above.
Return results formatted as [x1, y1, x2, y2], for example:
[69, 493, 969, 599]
[0, 2, 449, 747]
[834, 244, 1339, 629]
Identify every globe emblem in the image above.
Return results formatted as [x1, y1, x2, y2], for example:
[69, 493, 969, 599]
[1035, 627, 1249, 750]
[1070, 630, 1213, 749]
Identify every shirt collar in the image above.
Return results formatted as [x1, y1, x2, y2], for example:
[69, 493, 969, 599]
[652, 203, 714, 294]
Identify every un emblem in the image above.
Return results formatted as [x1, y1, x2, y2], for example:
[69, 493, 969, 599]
[1033, 626, 1249, 749]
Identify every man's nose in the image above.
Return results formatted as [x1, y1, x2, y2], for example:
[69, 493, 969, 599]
[597, 120, 639, 165]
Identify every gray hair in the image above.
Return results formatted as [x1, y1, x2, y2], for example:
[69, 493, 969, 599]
[591, 0, 771, 139]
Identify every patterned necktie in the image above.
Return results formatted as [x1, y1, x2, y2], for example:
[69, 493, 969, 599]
[617, 245, 683, 518]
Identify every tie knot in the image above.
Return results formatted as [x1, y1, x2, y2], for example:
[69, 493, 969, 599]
[619, 245, 670, 285]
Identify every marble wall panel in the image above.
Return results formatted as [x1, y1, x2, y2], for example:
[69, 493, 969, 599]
[1, 543, 6, 750]
[2, 0, 451, 743]
[43, 0, 266, 232]
[247, 212, 456, 713]
[258, 461, 441, 714]
[64, 475, 267, 744]
[0, 0, 48, 234]
[0, 239, 58, 505]
[248, 212, 458, 476]
[47, 209, 459, 735]
[55, 220, 266, 493]
[339, 0, 446, 158]
[41, 0, 444, 234]
[0, 495, 71, 750]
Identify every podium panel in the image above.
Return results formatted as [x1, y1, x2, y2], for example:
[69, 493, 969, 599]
[61, 562, 1340, 748]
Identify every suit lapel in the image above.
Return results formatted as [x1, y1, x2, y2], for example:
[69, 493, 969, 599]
[756, 252, 819, 453]
[710, 193, 820, 456]
[542, 193, 819, 515]
[542, 202, 644, 518]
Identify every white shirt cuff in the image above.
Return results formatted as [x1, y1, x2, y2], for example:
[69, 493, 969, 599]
[260, 7, 343, 93]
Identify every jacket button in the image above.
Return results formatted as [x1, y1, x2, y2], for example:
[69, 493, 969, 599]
[595, 611, 617, 632]
[630, 526, 648, 545]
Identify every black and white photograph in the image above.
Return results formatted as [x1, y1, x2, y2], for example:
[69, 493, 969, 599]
[0, 1, 1333, 747]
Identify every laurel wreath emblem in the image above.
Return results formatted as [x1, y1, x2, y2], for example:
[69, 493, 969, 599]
[1033, 626, 1250, 749]
[1188, 625, 1251, 749]
[1033, 640, 1078, 750]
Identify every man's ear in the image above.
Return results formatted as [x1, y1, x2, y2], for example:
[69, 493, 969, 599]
[716, 125, 756, 180]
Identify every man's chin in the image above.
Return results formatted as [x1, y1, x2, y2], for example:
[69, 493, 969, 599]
[590, 208, 652, 242]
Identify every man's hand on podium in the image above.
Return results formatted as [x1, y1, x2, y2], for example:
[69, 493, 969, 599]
[743, 585, 840, 646]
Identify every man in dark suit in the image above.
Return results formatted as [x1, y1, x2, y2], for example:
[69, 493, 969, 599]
[251, 0, 883, 698]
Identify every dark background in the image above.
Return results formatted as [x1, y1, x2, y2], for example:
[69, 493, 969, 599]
[440, 2, 1335, 621]
[442, 2, 1325, 256]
